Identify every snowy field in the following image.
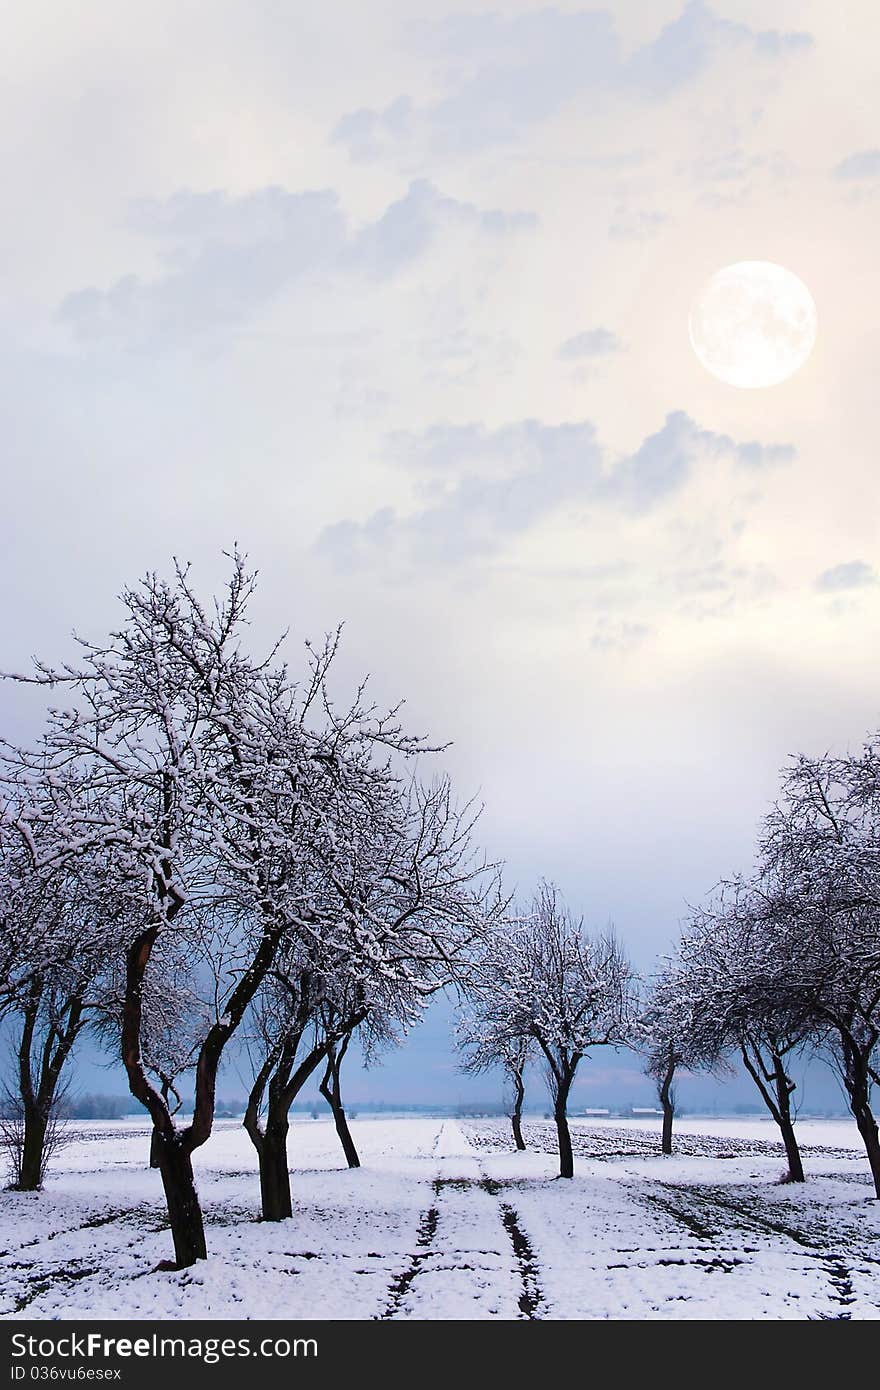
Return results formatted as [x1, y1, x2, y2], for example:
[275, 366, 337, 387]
[2, 1115, 879, 1321]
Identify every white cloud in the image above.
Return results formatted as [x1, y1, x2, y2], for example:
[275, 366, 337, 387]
[558, 328, 623, 360]
[332, 4, 812, 160]
[316, 411, 795, 570]
[58, 180, 536, 348]
[832, 150, 880, 180]
[815, 560, 878, 592]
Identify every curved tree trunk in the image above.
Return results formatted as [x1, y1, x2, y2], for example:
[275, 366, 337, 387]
[773, 1060, 804, 1184]
[151, 1132, 206, 1267]
[740, 1043, 804, 1183]
[12, 989, 83, 1192]
[839, 1034, 880, 1199]
[659, 1054, 676, 1157]
[319, 1036, 360, 1169]
[244, 1028, 338, 1221]
[258, 1059, 325, 1219]
[243, 1049, 293, 1221]
[123, 897, 288, 1264]
[537, 1044, 580, 1179]
[553, 1071, 575, 1179]
[13, 999, 44, 1192]
[510, 1068, 526, 1152]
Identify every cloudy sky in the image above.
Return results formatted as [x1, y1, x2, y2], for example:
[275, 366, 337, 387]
[3, 1, 879, 1109]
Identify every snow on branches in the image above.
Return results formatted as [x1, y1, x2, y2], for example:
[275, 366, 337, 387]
[462, 882, 636, 1176]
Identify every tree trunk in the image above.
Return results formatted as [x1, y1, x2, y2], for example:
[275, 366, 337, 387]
[852, 1101, 880, 1199]
[554, 1076, 574, 1179]
[740, 1043, 804, 1183]
[12, 991, 83, 1192]
[152, 1133, 206, 1267]
[660, 1098, 674, 1157]
[511, 1068, 526, 1152]
[17, 1102, 48, 1191]
[659, 1054, 675, 1156]
[839, 1039, 880, 1199]
[244, 1033, 333, 1221]
[773, 1060, 804, 1184]
[258, 1124, 293, 1221]
[330, 1106, 360, 1169]
[319, 1038, 360, 1169]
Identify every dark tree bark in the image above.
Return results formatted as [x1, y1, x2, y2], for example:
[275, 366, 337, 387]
[536, 1042, 581, 1179]
[12, 986, 84, 1192]
[773, 1062, 805, 1185]
[151, 1131, 206, 1266]
[554, 1089, 574, 1179]
[17, 1104, 49, 1192]
[123, 883, 289, 1263]
[244, 1002, 369, 1220]
[257, 1122, 293, 1222]
[256, 1047, 327, 1220]
[740, 1042, 804, 1183]
[838, 1030, 880, 1200]
[319, 1034, 360, 1169]
[510, 1067, 526, 1152]
[244, 1030, 303, 1224]
[659, 1050, 676, 1157]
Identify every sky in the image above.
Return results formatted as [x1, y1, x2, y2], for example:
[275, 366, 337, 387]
[2, 1, 879, 1114]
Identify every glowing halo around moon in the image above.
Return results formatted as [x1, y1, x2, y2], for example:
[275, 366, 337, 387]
[688, 261, 817, 389]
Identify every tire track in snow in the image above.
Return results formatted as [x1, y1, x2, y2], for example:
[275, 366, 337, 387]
[474, 1173, 546, 1319]
[638, 1181, 878, 1317]
[496, 1198, 546, 1318]
[0, 1208, 171, 1316]
[378, 1120, 548, 1319]
[0, 1204, 164, 1260]
[9, 1261, 102, 1315]
[377, 1204, 440, 1319]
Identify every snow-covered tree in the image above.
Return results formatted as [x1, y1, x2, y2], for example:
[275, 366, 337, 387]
[455, 1008, 533, 1151]
[316, 982, 405, 1170]
[242, 776, 499, 1219]
[759, 747, 880, 1195]
[468, 883, 636, 1178]
[0, 552, 432, 1264]
[675, 879, 814, 1182]
[639, 952, 726, 1156]
[0, 811, 123, 1191]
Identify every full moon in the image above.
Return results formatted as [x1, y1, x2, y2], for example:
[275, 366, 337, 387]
[688, 261, 817, 389]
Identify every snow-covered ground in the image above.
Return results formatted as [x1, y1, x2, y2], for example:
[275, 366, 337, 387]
[2, 1115, 878, 1320]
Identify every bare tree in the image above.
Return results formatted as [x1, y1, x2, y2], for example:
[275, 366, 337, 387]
[760, 748, 880, 1195]
[1, 552, 430, 1265]
[639, 955, 726, 1156]
[0, 1077, 72, 1190]
[674, 881, 813, 1181]
[242, 777, 499, 1219]
[316, 988, 406, 1170]
[318, 1033, 360, 1168]
[468, 884, 636, 1178]
[455, 1009, 533, 1151]
[0, 822, 121, 1191]
[242, 954, 345, 1222]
